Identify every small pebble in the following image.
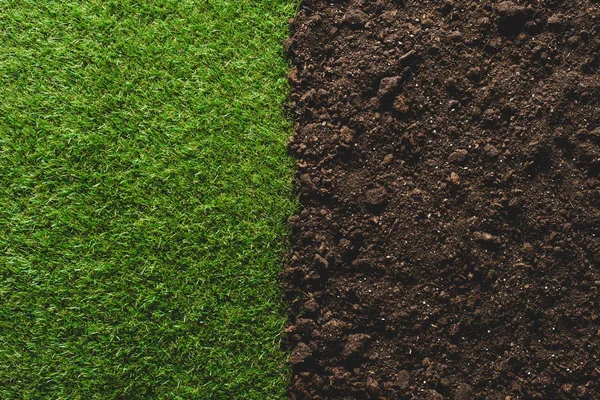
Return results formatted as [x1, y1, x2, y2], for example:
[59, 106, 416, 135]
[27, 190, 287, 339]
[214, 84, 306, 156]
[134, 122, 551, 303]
[450, 172, 461, 185]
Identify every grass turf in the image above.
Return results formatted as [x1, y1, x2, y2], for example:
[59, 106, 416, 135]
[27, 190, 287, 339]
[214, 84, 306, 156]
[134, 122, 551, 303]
[0, 1, 297, 398]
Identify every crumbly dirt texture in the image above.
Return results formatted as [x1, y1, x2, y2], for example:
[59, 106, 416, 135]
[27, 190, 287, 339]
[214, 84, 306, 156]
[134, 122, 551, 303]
[285, 1, 600, 399]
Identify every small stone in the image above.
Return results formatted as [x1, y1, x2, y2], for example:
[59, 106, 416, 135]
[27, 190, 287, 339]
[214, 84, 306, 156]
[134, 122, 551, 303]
[449, 149, 469, 163]
[289, 342, 312, 365]
[449, 172, 461, 185]
[456, 383, 475, 400]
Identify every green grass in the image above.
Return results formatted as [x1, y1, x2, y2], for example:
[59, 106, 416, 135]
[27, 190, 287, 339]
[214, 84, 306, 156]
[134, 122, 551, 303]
[0, 1, 297, 398]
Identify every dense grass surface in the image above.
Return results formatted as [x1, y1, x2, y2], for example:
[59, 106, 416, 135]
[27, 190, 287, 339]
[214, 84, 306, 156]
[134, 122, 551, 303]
[0, 1, 296, 398]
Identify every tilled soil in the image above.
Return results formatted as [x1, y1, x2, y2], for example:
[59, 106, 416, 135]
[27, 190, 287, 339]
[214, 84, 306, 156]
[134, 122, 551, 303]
[284, 0, 600, 399]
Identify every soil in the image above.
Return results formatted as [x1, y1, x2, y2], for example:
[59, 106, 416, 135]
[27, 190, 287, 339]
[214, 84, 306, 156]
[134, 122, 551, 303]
[284, 0, 600, 399]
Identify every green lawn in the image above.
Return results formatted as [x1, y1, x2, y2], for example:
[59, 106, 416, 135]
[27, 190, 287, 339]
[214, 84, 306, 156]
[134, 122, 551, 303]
[0, 1, 296, 398]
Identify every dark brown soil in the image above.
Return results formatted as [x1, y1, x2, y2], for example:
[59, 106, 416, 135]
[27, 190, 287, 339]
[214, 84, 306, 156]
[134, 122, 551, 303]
[284, 0, 600, 399]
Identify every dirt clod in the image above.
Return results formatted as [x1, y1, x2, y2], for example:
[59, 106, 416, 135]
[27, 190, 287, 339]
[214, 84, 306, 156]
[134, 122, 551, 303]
[314, 254, 329, 269]
[344, 9, 368, 27]
[341, 333, 370, 357]
[364, 186, 389, 207]
[455, 383, 475, 400]
[289, 342, 312, 365]
[448, 149, 469, 164]
[377, 76, 403, 103]
[483, 143, 500, 158]
[496, 1, 526, 18]
[395, 370, 411, 389]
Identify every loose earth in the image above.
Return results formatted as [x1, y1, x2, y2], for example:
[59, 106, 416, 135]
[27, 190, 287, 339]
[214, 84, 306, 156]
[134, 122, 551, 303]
[285, 0, 599, 399]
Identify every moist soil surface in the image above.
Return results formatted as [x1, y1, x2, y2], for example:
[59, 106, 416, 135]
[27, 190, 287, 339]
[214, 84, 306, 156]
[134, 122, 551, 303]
[284, 1, 600, 399]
